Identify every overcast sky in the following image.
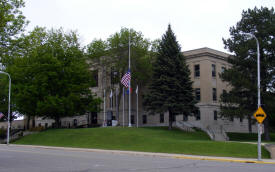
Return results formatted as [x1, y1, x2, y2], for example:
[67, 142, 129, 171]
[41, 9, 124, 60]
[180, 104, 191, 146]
[22, 0, 274, 53]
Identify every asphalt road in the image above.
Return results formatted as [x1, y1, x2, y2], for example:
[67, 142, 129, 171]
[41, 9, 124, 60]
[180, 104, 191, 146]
[0, 144, 275, 172]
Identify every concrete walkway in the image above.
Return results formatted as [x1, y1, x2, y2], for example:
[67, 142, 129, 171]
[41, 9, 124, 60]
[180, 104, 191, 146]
[227, 141, 275, 159]
[6, 144, 275, 165]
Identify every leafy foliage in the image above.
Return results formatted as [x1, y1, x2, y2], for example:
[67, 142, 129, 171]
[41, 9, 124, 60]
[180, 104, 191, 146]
[221, 7, 275, 138]
[0, 0, 28, 66]
[143, 25, 197, 129]
[86, 28, 154, 88]
[0, 0, 27, 121]
[6, 28, 101, 127]
[86, 28, 155, 121]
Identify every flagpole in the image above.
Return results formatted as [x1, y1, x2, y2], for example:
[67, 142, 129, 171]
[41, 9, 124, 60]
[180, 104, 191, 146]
[128, 30, 132, 127]
[110, 89, 112, 110]
[103, 89, 106, 127]
[136, 85, 138, 128]
[123, 87, 125, 128]
[116, 87, 118, 124]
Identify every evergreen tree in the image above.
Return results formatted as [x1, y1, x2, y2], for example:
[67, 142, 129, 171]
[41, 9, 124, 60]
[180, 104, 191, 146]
[143, 25, 197, 130]
[221, 7, 275, 139]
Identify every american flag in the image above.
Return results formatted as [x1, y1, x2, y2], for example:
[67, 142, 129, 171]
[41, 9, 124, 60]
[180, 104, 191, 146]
[0, 112, 4, 119]
[121, 70, 131, 88]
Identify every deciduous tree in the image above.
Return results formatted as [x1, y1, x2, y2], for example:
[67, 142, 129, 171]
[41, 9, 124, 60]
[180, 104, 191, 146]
[7, 28, 101, 128]
[0, 0, 28, 67]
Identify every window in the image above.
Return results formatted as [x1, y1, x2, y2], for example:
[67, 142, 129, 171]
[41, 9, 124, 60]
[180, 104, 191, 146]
[222, 89, 227, 100]
[73, 119, 77, 127]
[109, 96, 113, 109]
[240, 117, 243, 123]
[111, 67, 119, 85]
[172, 115, 176, 122]
[142, 115, 147, 124]
[160, 113, 164, 123]
[212, 88, 217, 101]
[196, 110, 201, 120]
[214, 111, 218, 120]
[212, 64, 216, 77]
[194, 64, 200, 77]
[195, 88, 201, 101]
[183, 114, 188, 121]
[230, 116, 234, 122]
[131, 115, 135, 124]
[221, 66, 226, 73]
[92, 70, 98, 87]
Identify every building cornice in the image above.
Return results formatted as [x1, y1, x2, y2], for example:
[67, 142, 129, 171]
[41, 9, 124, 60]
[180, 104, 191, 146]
[183, 47, 231, 62]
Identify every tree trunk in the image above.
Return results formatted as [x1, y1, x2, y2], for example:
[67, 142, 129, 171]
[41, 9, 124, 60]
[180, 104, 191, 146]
[263, 117, 270, 141]
[26, 116, 30, 130]
[168, 110, 173, 130]
[32, 117, 35, 128]
[248, 115, 252, 133]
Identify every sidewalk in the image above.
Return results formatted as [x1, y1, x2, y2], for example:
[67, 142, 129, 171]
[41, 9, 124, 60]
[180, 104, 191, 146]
[7, 144, 275, 165]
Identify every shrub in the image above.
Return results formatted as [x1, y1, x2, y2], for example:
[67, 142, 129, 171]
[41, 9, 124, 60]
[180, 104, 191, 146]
[29, 126, 45, 132]
[0, 128, 7, 139]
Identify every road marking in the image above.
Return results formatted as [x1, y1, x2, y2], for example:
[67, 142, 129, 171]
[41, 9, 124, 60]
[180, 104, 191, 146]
[173, 156, 275, 164]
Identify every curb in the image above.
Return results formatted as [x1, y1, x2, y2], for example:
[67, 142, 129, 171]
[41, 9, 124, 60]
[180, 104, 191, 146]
[174, 155, 275, 164]
[5, 144, 275, 165]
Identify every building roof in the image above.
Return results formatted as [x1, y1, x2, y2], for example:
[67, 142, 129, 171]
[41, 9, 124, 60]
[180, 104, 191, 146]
[183, 47, 231, 61]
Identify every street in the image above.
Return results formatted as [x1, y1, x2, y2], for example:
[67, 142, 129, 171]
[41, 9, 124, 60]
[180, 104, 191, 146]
[0, 144, 274, 172]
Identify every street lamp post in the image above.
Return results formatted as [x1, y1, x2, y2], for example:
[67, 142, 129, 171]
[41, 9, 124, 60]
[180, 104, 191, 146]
[0, 71, 11, 145]
[243, 33, 261, 161]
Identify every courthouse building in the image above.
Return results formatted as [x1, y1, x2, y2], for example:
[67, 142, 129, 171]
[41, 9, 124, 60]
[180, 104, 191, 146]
[34, 47, 257, 134]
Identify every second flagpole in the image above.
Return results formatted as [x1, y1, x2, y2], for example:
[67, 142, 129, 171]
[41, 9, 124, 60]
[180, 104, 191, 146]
[128, 29, 131, 127]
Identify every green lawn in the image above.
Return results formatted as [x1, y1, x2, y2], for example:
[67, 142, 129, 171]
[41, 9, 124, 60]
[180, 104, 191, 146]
[228, 132, 275, 142]
[14, 127, 270, 158]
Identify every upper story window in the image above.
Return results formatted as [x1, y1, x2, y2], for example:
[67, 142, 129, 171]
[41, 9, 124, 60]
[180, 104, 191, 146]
[195, 88, 201, 101]
[92, 70, 98, 87]
[111, 67, 119, 85]
[194, 64, 200, 77]
[212, 88, 217, 101]
[212, 64, 216, 77]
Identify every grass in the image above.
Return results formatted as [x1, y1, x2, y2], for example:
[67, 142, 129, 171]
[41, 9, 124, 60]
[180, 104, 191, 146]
[13, 127, 270, 158]
[228, 132, 275, 142]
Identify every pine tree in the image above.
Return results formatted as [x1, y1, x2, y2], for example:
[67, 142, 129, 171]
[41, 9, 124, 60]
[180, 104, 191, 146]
[221, 7, 275, 139]
[143, 24, 197, 130]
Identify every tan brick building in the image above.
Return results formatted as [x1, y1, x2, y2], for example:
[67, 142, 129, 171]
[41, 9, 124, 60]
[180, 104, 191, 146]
[85, 47, 256, 133]
[33, 47, 256, 133]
